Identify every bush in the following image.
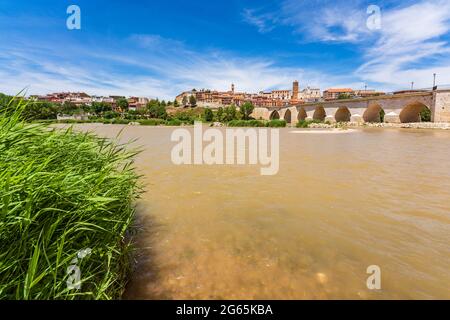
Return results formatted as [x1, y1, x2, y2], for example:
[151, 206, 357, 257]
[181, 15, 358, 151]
[296, 120, 322, 128]
[103, 111, 120, 119]
[227, 120, 266, 127]
[166, 119, 182, 126]
[138, 119, 167, 126]
[420, 107, 431, 122]
[266, 119, 286, 127]
[111, 118, 130, 125]
[203, 108, 214, 122]
[171, 108, 203, 124]
[0, 101, 140, 299]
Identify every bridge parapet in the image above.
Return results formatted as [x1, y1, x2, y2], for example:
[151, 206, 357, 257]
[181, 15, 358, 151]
[250, 91, 450, 124]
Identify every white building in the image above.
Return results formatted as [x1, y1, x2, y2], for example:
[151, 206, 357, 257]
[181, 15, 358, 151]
[91, 96, 114, 104]
[299, 87, 321, 102]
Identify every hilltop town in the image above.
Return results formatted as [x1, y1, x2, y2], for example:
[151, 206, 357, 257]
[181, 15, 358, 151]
[29, 81, 385, 112]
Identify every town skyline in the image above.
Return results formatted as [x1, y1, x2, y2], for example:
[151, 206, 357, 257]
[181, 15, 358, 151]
[1, 0, 450, 100]
[28, 80, 388, 110]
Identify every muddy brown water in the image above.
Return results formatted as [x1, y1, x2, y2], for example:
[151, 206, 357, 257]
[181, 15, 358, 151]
[60, 124, 450, 299]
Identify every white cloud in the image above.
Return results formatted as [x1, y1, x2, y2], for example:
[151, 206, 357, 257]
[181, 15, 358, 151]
[0, 34, 353, 99]
[243, 0, 374, 43]
[357, 1, 450, 88]
[243, 0, 450, 89]
[241, 9, 277, 34]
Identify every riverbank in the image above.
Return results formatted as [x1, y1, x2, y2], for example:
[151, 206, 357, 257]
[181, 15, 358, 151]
[0, 108, 140, 299]
[302, 121, 450, 130]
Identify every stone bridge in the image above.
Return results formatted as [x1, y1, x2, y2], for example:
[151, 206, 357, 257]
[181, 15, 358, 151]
[252, 90, 450, 124]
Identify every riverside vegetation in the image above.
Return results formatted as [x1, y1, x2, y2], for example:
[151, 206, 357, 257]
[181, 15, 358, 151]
[0, 96, 141, 299]
[0, 93, 285, 128]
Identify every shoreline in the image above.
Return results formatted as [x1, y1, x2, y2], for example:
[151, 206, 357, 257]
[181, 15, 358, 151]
[298, 121, 450, 130]
[53, 121, 450, 131]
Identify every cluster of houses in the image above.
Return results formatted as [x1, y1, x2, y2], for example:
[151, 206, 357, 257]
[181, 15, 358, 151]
[30, 83, 386, 119]
[176, 82, 385, 109]
[30, 92, 152, 112]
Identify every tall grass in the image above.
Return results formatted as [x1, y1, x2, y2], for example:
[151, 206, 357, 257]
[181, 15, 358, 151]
[0, 98, 140, 299]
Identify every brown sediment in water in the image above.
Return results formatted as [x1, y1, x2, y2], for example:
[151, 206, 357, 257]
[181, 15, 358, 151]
[58, 124, 450, 300]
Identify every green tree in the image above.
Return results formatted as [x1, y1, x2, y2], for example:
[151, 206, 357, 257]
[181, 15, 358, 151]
[23, 101, 58, 120]
[91, 102, 112, 116]
[60, 101, 78, 115]
[116, 98, 129, 112]
[420, 107, 431, 122]
[147, 100, 167, 119]
[203, 108, 214, 122]
[189, 95, 197, 107]
[173, 99, 179, 107]
[216, 107, 224, 122]
[337, 93, 352, 100]
[223, 104, 237, 122]
[379, 109, 385, 123]
[182, 96, 188, 106]
[239, 102, 254, 120]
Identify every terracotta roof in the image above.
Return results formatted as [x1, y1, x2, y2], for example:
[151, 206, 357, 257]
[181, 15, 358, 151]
[325, 88, 354, 93]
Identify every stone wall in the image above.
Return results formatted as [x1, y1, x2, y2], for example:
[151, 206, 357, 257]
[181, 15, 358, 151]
[250, 91, 450, 124]
[433, 91, 450, 122]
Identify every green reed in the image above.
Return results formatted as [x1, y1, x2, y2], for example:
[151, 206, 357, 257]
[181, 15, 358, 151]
[0, 97, 140, 299]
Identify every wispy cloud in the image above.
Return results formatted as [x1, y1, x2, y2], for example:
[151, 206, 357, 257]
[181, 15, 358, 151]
[0, 33, 353, 99]
[243, 0, 450, 89]
[3, 0, 450, 98]
[357, 0, 450, 88]
[243, 0, 375, 42]
[241, 8, 277, 34]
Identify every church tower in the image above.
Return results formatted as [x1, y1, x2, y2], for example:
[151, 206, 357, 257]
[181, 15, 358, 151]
[292, 80, 299, 100]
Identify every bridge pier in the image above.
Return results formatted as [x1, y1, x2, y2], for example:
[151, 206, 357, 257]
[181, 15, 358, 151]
[251, 90, 450, 125]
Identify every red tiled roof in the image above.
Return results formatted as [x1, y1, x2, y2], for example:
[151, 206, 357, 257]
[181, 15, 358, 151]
[325, 88, 354, 93]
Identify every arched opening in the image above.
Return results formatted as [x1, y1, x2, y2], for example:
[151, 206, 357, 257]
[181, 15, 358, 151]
[270, 110, 280, 120]
[284, 109, 292, 123]
[313, 106, 326, 122]
[399, 102, 431, 123]
[297, 107, 307, 121]
[363, 104, 385, 123]
[335, 106, 351, 122]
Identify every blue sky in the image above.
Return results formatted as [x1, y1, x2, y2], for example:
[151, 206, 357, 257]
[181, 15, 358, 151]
[1, 0, 450, 99]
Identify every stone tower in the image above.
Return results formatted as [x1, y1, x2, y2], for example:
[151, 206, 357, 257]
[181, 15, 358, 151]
[292, 80, 299, 100]
[231, 83, 235, 94]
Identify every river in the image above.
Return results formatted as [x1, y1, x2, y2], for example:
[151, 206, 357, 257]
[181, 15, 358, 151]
[64, 124, 450, 299]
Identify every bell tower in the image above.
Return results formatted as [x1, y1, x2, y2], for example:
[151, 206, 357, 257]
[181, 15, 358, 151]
[292, 80, 299, 100]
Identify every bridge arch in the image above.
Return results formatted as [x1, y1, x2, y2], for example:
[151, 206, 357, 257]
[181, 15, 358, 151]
[297, 107, 307, 121]
[283, 109, 292, 123]
[335, 106, 351, 122]
[313, 106, 326, 121]
[270, 110, 280, 120]
[399, 102, 431, 123]
[363, 104, 385, 123]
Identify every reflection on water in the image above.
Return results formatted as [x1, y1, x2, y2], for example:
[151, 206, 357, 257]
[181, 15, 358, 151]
[66, 124, 450, 299]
